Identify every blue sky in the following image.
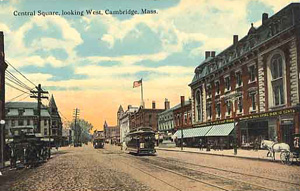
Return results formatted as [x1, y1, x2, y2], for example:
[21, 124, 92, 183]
[0, 0, 295, 127]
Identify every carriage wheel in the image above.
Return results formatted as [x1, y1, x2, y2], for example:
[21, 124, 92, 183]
[280, 151, 292, 165]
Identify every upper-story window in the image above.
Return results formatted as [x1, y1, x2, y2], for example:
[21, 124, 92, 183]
[184, 113, 187, 124]
[18, 119, 24, 126]
[236, 71, 242, 87]
[225, 76, 231, 92]
[271, 54, 284, 106]
[216, 103, 221, 118]
[226, 100, 231, 116]
[11, 119, 15, 127]
[18, 109, 24, 116]
[249, 65, 256, 82]
[206, 104, 212, 119]
[215, 81, 220, 95]
[250, 92, 256, 112]
[237, 96, 243, 113]
[27, 119, 30, 125]
[195, 90, 202, 122]
[206, 84, 212, 98]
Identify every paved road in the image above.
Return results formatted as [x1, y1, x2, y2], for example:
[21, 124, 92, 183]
[1, 144, 299, 191]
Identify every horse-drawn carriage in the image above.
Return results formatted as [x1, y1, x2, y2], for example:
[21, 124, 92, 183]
[261, 134, 300, 165]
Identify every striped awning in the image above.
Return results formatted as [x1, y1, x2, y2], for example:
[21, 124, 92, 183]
[205, 123, 234, 137]
[174, 126, 212, 139]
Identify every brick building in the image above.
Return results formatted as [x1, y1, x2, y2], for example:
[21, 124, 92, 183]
[129, 101, 165, 131]
[189, 3, 300, 147]
[103, 121, 119, 144]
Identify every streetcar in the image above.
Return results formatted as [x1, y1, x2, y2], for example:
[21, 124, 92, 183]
[125, 127, 156, 155]
[93, 138, 105, 149]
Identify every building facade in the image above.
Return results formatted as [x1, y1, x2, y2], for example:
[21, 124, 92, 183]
[48, 95, 63, 146]
[5, 102, 51, 137]
[158, 99, 174, 132]
[129, 101, 165, 132]
[173, 96, 192, 131]
[189, 3, 300, 147]
[103, 121, 120, 144]
[119, 105, 138, 143]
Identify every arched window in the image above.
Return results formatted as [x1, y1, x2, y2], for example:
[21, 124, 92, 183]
[271, 54, 284, 106]
[267, 50, 286, 108]
[195, 90, 202, 122]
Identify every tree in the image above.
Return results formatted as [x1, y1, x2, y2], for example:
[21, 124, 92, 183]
[70, 119, 93, 144]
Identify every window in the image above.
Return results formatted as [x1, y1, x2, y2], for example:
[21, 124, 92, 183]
[236, 71, 242, 87]
[238, 96, 243, 113]
[195, 90, 202, 122]
[206, 104, 212, 119]
[34, 119, 38, 126]
[249, 65, 256, 82]
[271, 54, 284, 106]
[44, 128, 48, 136]
[44, 119, 48, 126]
[225, 76, 231, 91]
[27, 119, 30, 125]
[250, 93, 256, 111]
[216, 103, 221, 118]
[206, 84, 212, 98]
[11, 120, 15, 127]
[18, 120, 24, 126]
[226, 100, 231, 116]
[184, 113, 187, 124]
[18, 109, 24, 116]
[215, 81, 220, 95]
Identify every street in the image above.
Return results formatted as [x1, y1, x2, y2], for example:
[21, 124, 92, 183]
[1, 144, 300, 191]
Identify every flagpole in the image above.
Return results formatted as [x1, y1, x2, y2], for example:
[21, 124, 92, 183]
[141, 79, 144, 107]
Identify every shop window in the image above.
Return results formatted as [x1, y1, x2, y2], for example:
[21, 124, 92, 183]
[225, 76, 231, 92]
[248, 65, 256, 82]
[236, 71, 242, 87]
[215, 81, 220, 95]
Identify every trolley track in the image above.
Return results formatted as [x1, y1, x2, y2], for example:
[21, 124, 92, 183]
[153, 156, 300, 187]
[105, 150, 272, 191]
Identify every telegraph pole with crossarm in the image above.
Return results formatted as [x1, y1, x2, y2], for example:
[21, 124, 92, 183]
[30, 84, 49, 133]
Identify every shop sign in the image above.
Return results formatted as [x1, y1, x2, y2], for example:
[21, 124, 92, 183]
[239, 108, 296, 121]
[195, 119, 234, 128]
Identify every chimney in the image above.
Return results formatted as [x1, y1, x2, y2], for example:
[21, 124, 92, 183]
[0, 32, 4, 61]
[233, 35, 238, 45]
[152, 101, 156, 109]
[164, 98, 170, 110]
[180, 96, 185, 108]
[262, 13, 268, 25]
[205, 51, 211, 59]
[211, 51, 216, 57]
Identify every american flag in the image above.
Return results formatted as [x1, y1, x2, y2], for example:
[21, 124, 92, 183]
[133, 79, 142, 88]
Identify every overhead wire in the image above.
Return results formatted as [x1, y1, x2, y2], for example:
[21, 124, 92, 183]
[5, 60, 37, 87]
[5, 70, 33, 90]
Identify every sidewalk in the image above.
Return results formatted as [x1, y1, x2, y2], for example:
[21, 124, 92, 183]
[156, 146, 283, 162]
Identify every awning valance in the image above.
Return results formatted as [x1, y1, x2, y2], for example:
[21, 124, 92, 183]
[205, 123, 234, 137]
[174, 126, 212, 139]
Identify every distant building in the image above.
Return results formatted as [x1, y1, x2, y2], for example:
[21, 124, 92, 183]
[62, 128, 72, 146]
[103, 121, 119, 144]
[129, 101, 165, 131]
[158, 99, 174, 132]
[173, 96, 192, 131]
[5, 102, 51, 137]
[119, 105, 138, 143]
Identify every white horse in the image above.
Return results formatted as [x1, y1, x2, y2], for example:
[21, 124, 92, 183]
[261, 140, 290, 160]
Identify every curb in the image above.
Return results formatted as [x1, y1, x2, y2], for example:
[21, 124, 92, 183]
[156, 148, 282, 163]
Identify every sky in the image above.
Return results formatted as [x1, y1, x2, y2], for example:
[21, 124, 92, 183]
[0, 0, 297, 131]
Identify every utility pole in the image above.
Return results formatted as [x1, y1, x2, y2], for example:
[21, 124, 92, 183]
[73, 108, 80, 146]
[30, 84, 49, 157]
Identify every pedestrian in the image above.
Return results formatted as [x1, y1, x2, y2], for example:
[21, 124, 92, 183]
[199, 139, 203, 150]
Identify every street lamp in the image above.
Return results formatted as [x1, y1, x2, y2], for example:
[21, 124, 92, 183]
[0, 120, 5, 169]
